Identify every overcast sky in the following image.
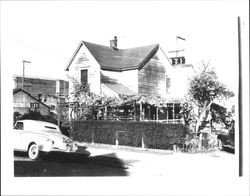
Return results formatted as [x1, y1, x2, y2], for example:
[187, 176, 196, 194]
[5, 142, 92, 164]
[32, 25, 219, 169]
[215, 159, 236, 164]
[1, 0, 249, 93]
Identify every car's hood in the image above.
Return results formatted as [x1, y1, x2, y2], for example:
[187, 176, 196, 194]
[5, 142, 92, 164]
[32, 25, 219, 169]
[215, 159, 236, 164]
[23, 130, 73, 143]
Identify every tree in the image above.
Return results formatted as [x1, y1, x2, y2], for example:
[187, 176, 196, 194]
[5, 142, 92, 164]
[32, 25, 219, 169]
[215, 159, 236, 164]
[187, 62, 234, 133]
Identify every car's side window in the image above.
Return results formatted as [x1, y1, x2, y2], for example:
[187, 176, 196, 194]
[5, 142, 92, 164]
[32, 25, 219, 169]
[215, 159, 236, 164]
[14, 122, 24, 130]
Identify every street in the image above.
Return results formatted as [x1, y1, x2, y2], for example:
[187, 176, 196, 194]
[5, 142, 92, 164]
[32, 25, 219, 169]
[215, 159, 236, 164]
[14, 151, 130, 177]
[14, 145, 236, 177]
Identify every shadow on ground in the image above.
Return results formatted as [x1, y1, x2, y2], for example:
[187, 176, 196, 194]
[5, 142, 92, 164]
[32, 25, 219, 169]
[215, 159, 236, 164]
[14, 151, 128, 177]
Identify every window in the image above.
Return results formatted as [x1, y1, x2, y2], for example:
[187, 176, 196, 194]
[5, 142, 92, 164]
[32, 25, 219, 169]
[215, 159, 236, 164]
[81, 69, 88, 84]
[30, 102, 40, 108]
[50, 105, 56, 110]
[166, 77, 171, 93]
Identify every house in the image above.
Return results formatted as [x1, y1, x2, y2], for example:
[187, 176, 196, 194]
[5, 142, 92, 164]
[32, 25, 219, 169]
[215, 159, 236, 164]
[13, 89, 50, 116]
[13, 75, 69, 113]
[65, 37, 194, 121]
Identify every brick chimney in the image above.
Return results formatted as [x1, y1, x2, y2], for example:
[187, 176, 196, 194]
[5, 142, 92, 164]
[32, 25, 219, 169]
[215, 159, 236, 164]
[110, 36, 118, 49]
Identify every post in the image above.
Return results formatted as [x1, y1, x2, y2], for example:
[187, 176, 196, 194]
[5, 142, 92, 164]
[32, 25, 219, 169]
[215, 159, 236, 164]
[141, 134, 145, 149]
[57, 102, 60, 127]
[238, 16, 243, 177]
[173, 103, 175, 121]
[22, 60, 31, 90]
[156, 107, 159, 121]
[133, 100, 136, 121]
[104, 106, 107, 120]
[140, 102, 143, 121]
[115, 131, 119, 146]
[148, 106, 151, 121]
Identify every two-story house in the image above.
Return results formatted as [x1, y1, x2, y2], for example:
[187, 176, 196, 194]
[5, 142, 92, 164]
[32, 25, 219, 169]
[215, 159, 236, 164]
[65, 37, 194, 121]
[65, 37, 176, 98]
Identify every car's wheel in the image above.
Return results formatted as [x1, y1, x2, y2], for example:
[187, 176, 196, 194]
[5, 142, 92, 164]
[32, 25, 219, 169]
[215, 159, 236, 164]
[218, 139, 224, 151]
[28, 143, 40, 160]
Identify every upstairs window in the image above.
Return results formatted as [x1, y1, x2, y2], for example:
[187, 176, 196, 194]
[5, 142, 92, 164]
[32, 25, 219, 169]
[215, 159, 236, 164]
[30, 102, 39, 108]
[166, 77, 171, 93]
[81, 69, 88, 84]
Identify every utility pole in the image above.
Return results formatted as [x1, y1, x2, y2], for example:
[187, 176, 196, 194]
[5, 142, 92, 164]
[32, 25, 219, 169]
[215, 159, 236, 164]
[22, 60, 31, 89]
[237, 16, 243, 177]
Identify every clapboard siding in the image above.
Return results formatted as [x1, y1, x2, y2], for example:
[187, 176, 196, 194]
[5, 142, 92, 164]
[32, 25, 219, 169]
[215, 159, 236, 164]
[67, 44, 101, 100]
[13, 91, 50, 115]
[138, 53, 166, 97]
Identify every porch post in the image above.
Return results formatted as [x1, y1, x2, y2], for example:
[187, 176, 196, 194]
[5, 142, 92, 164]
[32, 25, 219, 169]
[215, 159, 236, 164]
[140, 102, 143, 121]
[173, 103, 175, 121]
[133, 100, 136, 121]
[166, 105, 169, 121]
[156, 107, 159, 121]
[104, 106, 107, 120]
[148, 106, 151, 121]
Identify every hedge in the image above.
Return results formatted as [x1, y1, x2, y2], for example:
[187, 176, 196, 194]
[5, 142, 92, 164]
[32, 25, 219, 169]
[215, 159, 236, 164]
[71, 120, 189, 150]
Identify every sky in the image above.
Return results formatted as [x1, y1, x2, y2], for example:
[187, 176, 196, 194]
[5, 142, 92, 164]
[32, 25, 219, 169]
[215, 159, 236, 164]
[1, 0, 249, 93]
[1, 1, 249, 195]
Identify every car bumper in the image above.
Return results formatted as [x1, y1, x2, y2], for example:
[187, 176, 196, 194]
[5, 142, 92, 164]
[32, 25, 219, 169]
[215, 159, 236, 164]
[39, 145, 90, 156]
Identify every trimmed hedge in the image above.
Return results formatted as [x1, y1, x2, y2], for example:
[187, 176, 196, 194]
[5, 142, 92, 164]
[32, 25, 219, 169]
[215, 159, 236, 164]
[71, 120, 189, 150]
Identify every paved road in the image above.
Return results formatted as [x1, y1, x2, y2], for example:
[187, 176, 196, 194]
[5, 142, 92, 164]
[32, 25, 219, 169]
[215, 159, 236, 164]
[14, 146, 235, 177]
[14, 151, 130, 177]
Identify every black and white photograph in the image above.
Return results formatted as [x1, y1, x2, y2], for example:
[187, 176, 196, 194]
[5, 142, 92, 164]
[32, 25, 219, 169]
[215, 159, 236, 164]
[1, 0, 249, 195]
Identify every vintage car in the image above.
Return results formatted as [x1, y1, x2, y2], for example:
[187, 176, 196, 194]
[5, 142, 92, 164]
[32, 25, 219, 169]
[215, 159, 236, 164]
[13, 119, 89, 160]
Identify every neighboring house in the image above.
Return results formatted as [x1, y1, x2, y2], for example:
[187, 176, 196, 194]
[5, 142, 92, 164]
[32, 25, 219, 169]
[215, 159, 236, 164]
[13, 75, 69, 113]
[13, 89, 50, 116]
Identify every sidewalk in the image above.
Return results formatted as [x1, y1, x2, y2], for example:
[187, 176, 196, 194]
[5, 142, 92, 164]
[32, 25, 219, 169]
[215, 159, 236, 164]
[76, 141, 236, 178]
[77, 142, 174, 160]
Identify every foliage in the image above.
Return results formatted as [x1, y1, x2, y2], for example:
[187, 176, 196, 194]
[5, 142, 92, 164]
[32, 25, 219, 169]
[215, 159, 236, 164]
[188, 64, 234, 107]
[71, 120, 189, 150]
[186, 62, 234, 132]
[18, 110, 57, 125]
[69, 76, 183, 121]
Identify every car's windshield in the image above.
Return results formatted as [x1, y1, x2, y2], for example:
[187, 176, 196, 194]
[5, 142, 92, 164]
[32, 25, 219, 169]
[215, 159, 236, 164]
[13, 122, 23, 130]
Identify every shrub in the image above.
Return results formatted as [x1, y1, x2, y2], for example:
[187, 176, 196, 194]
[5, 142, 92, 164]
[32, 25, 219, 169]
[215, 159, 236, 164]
[71, 120, 190, 150]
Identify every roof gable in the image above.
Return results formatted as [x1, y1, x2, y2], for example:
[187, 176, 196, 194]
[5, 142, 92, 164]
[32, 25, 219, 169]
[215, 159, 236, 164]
[13, 89, 50, 109]
[65, 41, 160, 72]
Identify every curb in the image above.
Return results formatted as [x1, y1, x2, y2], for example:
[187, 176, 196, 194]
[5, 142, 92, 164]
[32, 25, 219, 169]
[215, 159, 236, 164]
[77, 142, 174, 155]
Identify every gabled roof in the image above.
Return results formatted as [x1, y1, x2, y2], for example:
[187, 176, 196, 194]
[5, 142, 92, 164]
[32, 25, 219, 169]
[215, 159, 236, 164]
[65, 41, 159, 72]
[13, 89, 50, 109]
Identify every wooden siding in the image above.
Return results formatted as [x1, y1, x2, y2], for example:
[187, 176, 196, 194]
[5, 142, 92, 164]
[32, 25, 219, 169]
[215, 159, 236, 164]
[101, 69, 138, 93]
[13, 91, 50, 115]
[138, 52, 167, 97]
[67, 44, 101, 100]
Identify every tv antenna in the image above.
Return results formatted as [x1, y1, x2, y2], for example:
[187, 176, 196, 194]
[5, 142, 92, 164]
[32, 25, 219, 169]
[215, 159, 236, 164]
[168, 36, 186, 57]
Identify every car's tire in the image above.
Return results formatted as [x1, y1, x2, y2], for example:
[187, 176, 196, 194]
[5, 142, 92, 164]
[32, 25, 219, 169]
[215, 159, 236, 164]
[28, 143, 40, 160]
[218, 139, 224, 151]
